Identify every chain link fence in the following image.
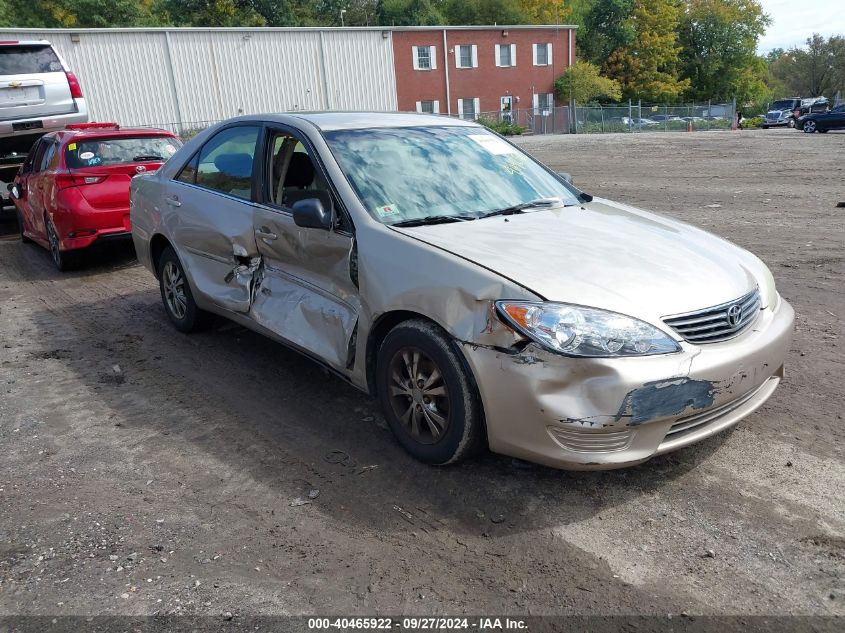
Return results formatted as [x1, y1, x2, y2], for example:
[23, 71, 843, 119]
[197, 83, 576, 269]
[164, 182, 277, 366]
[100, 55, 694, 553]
[468, 101, 737, 135]
[139, 101, 737, 141]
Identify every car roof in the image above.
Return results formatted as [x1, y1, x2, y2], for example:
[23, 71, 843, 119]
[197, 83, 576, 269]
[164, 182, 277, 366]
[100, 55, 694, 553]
[230, 111, 479, 132]
[48, 126, 177, 143]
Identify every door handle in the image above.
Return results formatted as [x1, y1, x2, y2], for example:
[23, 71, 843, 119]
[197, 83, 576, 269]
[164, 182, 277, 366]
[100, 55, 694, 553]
[256, 227, 277, 241]
[165, 195, 181, 207]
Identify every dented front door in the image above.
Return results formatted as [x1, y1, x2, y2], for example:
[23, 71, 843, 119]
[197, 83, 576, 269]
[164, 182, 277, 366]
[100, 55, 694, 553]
[250, 205, 358, 371]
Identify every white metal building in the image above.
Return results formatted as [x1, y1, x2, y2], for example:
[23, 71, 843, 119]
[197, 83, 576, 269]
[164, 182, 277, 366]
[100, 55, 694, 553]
[0, 28, 399, 133]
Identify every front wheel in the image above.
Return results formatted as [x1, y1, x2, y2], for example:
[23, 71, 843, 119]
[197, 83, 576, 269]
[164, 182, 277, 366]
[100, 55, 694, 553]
[157, 246, 214, 333]
[803, 120, 816, 133]
[16, 210, 32, 243]
[376, 319, 485, 465]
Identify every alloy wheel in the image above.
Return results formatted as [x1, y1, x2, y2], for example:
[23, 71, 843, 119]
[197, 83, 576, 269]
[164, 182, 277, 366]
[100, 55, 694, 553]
[804, 121, 816, 133]
[46, 220, 61, 267]
[387, 347, 451, 445]
[163, 261, 188, 320]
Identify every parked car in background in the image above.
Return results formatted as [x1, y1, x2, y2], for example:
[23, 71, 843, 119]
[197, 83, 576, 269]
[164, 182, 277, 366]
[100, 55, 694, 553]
[9, 123, 181, 270]
[131, 112, 793, 471]
[796, 104, 845, 133]
[762, 97, 829, 129]
[649, 114, 683, 123]
[1, 40, 87, 208]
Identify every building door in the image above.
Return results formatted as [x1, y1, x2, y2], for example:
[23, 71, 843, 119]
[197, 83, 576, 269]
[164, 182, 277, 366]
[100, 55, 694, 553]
[500, 96, 513, 122]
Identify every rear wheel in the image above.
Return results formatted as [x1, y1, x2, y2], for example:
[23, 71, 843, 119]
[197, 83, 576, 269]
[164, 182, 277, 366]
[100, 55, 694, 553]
[376, 319, 485, 465]
[818, 128, 828, 134]
[787, 119, 796, 128]
[157, 246, 214, 333]
[46, 217, 74, 271]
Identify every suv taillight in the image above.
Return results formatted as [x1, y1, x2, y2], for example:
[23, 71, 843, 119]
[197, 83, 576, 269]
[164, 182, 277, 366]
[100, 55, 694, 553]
[66, 71, 83, 99]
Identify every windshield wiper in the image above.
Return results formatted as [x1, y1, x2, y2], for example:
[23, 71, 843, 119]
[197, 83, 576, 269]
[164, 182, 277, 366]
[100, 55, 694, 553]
[133, 154, 165, 162]
[479, 198, 568, 219]
[390, 214, 476, 228]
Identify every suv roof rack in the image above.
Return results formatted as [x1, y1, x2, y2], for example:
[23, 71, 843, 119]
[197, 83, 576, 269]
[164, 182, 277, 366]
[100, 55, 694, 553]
[66, 122, 120, 131]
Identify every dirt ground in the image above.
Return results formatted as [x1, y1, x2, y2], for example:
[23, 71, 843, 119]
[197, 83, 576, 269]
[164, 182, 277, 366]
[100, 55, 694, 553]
[0, 130, 842, 622]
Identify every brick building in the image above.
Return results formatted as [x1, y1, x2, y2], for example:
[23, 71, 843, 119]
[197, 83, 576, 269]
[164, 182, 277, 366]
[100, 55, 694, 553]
[392, 25, 577, 119]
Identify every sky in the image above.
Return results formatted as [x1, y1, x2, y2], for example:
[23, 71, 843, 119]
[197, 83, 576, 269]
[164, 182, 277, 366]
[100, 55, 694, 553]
[758, 0, 845, 53]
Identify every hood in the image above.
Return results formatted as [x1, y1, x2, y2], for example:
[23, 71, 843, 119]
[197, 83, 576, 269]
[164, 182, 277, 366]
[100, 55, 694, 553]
[392, 198, 760, 323]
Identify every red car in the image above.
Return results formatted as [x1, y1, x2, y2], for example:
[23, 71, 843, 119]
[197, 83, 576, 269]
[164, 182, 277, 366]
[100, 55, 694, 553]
[9, 123, 181, 270]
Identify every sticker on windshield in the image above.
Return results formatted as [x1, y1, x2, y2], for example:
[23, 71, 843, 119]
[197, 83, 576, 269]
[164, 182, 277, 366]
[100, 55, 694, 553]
[375, 204, 400, 219]
[68, 143, 77, 151]
[79, 151, 95, 160]
[468, 134, 517, 155]
[164, 144, 177, 156]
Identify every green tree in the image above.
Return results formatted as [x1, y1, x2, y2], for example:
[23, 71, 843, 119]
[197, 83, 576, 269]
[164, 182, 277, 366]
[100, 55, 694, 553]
[377, 0, 443, 26]
[678, 0, 771, 102]
[439, 0, 525, 25]
[770, 34, 845, 98]
[555, 60, 622, 102]
[579, 0, 636, 67]
[0, 0, 167, 27]
[605, 0, 690, 101]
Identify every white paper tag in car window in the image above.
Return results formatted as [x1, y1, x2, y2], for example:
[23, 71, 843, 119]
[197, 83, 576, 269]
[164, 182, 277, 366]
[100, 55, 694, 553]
[79, 152, 95, 160]
[468, 134, 517, 155]
[375, 203, 400, 219]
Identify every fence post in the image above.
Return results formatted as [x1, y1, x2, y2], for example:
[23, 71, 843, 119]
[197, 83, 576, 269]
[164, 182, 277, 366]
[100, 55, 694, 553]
[628, 99, 632, 132]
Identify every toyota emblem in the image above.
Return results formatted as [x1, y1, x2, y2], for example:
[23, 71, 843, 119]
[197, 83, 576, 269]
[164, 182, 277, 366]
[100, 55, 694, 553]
[726, 304, 742, 327]
[135, 165, 147, 173]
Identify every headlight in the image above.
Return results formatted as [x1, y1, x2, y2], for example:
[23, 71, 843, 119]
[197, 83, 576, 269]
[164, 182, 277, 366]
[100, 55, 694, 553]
[496, 301, 681, 357]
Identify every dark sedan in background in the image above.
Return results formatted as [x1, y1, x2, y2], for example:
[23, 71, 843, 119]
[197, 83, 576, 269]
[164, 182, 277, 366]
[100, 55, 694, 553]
[796, 104, 845, 133]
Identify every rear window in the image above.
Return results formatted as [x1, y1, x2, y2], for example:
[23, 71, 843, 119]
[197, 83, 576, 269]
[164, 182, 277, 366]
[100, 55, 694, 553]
[66, 136, 181, 169]
[0, 45, 63, 75]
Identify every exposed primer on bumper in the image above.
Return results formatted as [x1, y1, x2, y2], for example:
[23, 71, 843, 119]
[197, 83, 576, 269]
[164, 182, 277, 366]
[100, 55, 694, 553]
[615, 378, 716, 425]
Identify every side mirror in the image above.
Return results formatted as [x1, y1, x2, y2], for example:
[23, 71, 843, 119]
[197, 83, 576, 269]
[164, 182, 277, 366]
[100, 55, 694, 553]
[557, 172, 573, 184]
[292, 196, 332, 230]
[8, 183, 22, 200]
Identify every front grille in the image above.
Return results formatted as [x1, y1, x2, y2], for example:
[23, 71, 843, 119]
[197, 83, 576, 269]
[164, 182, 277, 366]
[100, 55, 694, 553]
[547, 427, 634, 453]
[664, 380, 769, 440]
[663, 288, 761, 344]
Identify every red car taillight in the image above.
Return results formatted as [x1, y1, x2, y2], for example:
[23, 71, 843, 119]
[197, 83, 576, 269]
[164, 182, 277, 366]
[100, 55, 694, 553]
[66, 71, 83, 99]
[56, 174, 105, 189]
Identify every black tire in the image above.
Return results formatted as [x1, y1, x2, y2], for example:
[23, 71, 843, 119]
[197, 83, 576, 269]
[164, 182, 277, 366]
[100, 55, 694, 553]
[156, 246, 215, 333]
[818, 128, 828, 134]
[45, 216, 74, 271]
[787, 119, 796, 128]
[761, 125, 769, 130]
[16, 210, 32, 243]
[376, 319, 485, 465]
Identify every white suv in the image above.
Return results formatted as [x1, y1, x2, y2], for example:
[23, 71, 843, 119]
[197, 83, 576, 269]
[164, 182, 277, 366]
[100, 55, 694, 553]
[1, 40, 88, 203]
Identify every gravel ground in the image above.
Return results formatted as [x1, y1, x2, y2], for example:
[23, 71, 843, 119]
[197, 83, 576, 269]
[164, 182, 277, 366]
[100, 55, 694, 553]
[0, 129, 842, 622]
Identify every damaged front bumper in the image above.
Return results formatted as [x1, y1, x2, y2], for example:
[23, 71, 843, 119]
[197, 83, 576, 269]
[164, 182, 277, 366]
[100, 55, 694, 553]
[461, 298, 794, 470]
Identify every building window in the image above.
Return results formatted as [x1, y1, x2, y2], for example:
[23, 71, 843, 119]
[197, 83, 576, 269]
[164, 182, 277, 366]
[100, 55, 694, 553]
[416, 100, 440, 114]
[534, 93, 554, 114]
[534, 43, 552, 66]
[495, 44, 516, 68]
[456, 45, 477, 69]
[459, 98, 480, 120]
[412, 45, 437, 71]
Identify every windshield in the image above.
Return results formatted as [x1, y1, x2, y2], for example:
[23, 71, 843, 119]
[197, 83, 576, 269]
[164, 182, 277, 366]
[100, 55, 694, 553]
[323, 126, 580, 225]
[771, 100, 797, 110]
[66, 136, 180, 169]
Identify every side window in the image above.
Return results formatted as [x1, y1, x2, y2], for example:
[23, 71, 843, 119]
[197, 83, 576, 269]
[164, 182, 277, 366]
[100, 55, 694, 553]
[19, 140, 42, 175]
[266, 130, 330, 209]
[194, 126, 260, 200]
[30, 140, 50, 173]
[41, 142, 58, 171]
[176, 152, 199, 184]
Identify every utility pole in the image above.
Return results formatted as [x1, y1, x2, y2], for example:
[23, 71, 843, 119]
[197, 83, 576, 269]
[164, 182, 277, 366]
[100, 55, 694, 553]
[340, 9, 346, 27]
